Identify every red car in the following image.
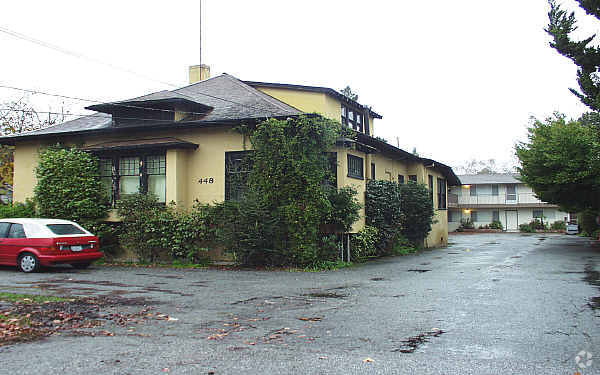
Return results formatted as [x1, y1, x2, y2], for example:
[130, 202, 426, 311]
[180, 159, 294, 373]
[0, 218, 103, 273]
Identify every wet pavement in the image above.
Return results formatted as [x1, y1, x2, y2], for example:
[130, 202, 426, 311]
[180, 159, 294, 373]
[0, 233, 598, 374]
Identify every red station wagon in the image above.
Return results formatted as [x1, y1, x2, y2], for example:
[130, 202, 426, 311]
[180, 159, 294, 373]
[0, 218, 103, 273]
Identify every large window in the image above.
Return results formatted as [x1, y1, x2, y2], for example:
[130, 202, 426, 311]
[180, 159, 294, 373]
[371, 163, 376, 180]
[99, 154, 166, 205]
[437, 178, 446, 209]
[398, 175, 405, 184]
[408, 175, 417, 183]
[225, 151, 253, 201]
[428, 175, 434, 205]
[533, 209, 543, 219]
[506, 184, 517, 201]
[470, 185, 477, 196]
[471, 211, 478, 222]
[492, 210, 500, 222]
[341, 105, 368, 134]
[492, 184, 499, 196]
[347, 154, 364, 179]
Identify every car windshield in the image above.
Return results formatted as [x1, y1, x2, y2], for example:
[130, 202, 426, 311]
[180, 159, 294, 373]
[46, 224, 86, 235]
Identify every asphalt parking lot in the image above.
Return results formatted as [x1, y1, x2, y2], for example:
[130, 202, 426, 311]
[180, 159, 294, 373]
[0, 233, 598, 374]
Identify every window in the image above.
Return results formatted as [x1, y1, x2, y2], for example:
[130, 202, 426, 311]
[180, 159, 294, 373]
[98, 154, 166, 205]
[506, 184, 516, 201]
[119, 157, 141, 195]
[341, 104, 365, 133]
[225, 151, 253, 201]
[146, 155, 166, 203]
[428, 175, 434, 205]
[8, 223, 26, 238]
[0, 222, 10, 238]
[449, 210, 460, 222]
[408, 175, 417, 183]
[47, 224, 86, 235]
[323, 152, 338, 188]
[347, 154, 364, 179]
[492, 210, 500, 222]
[471, 211, 478, 222]
[470, 185, 477, 196]
[492, 184, 499, 196]
[398, 175, 405, 184]
[437, 178, 446, 209]
[371, 163, 376, 180]
[533, 209, 543, 219]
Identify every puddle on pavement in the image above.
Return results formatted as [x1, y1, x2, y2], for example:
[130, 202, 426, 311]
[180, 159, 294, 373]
[447, 252, 461, 255]
[485, 242, 499, 245]
[407, 269, 431, 273]
[583, 264, 600, 310]
[303, 292, 347, 299]
[392, 329, 445, 353]
[370, 277, 385, 281]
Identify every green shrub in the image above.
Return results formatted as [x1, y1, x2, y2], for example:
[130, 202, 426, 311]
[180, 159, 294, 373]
[116, 194, 211, 263]
[529, 219, 548, 230]
[350, 225, 379, 261]
[391, 233, 417, 255]
[398, 183, 436, 244]
[459, 218, 474, 230]
[519, 223, 535, 233]
[85, 222, 123, 258]
[580, 210, 599, 236]
[34, 147, 109, 223]
[324, 186, 362, 232]
[550, 220, 566, 230]
[488, 221, 503, 230]
[365, 180, 403, 253]
[0, 200, 36, 219]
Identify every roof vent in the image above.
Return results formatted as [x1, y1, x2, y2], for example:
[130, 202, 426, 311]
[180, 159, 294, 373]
[189, 64, 210, 84]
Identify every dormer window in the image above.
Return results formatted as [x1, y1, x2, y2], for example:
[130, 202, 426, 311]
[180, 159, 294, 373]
[341, 104, 369, 134]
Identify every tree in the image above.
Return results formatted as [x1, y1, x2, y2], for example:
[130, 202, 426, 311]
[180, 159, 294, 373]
[515, 113, 600, 212]
[340, 86, 358, 101]
[34, 147, 110, 223]
[454, 158, 516, 175]
[0, 99, 66, 191]
[546, 0, 600, 111]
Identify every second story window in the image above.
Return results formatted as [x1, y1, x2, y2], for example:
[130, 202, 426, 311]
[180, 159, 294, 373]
[341, 105, 365, 133]
[492, 184, 499, 196]
[470, 185, 477, 196]
[398, 175, 405, 184]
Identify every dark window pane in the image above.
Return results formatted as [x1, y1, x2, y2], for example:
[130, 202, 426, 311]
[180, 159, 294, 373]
[533, 210, 543, 218]
[225, 151, 253, 201]
[398, 175, 405, 184]
[0, 223, 10, 238]
[471, 211, 478, 222]
[470, 185, 477, 196]
[371, 163, 376, 180]
[437, 178, 446, 209]
[47, 224, 86, 235]
[8, 224, 26, 238]
[492, 184, 499, 196]
[347, 154, 364, 179]
[493, 210, 500, 222]
[409, 175, 417, 183]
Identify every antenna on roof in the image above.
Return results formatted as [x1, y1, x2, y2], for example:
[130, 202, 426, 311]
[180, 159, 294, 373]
[198, 0, 202, 66]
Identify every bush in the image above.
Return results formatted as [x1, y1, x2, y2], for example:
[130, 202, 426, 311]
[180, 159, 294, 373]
[529, 219, 548, 230]
[350, 226, 379, 261]
[519, 223, 535, 233]
[489, 221, 503, 230]
[459, 218, 474, 230]
[0, 200, 36, 219]
[550, 220, 566, 230]
[34, 147, 109, 223]
[391, 233, 417, 255]
[116, 194, 211, 263]
[580, 210, 599, 236]
[324, 186, 362, 232]
[365, 180, 403, 253]
[398, 183, 436, 244]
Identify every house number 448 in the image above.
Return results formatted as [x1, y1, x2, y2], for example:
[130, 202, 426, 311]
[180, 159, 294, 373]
[199, 177, 214, 184]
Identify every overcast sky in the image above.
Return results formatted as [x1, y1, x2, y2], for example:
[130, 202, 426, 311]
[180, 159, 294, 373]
[0, 0, 596, 171]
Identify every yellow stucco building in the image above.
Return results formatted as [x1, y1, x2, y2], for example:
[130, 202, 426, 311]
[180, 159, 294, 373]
[2, 66, 459, 248]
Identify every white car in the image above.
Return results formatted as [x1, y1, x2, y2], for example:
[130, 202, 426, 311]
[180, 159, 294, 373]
[566, 223, 579, 235]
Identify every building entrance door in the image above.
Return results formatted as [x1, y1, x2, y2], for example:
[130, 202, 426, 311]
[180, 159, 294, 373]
[505, 210, 518, 231]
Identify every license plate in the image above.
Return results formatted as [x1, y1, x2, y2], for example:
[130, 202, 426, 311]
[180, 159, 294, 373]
[71, 245, 83, 252]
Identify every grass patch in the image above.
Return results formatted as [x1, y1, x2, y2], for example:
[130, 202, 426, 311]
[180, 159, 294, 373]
[0, 292, 72, 304]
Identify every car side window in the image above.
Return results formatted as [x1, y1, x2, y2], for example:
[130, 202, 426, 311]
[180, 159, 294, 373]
[0, 223, 10, 238]
[7, 224, 26, 239]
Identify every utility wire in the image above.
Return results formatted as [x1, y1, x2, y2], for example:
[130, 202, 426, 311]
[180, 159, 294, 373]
[0, 25, 178, 88]
[0, 25, 291, 116]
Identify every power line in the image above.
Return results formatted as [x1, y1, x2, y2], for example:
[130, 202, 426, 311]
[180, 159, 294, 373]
[0, 26, 179, 89]
[0, 25, 292, 116]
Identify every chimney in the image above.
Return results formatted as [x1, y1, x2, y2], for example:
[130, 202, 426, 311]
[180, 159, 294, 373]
[189, 64, 210, 84]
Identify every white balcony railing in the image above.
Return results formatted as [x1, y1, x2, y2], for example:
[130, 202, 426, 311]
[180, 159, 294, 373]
[449, 192, 543, 206]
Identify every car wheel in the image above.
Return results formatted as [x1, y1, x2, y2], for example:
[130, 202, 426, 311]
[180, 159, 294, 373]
[18, 253, 40, 273]
[71, 262, 91, 269]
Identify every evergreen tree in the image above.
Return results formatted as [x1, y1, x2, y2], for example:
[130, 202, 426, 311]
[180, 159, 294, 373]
[547, 0, 600, 111]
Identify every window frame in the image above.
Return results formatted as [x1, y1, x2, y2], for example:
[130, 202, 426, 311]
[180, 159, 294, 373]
[341, 104, 368, 134]
[491, 184, 499, 196]
[533, 209, 543, 219]
[347, 154, 364, 180]
[97, 152, 167, 206]
[437, 178, 447, 209]
[371, 163, 376, 180]
[492, 210, 500, 222]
